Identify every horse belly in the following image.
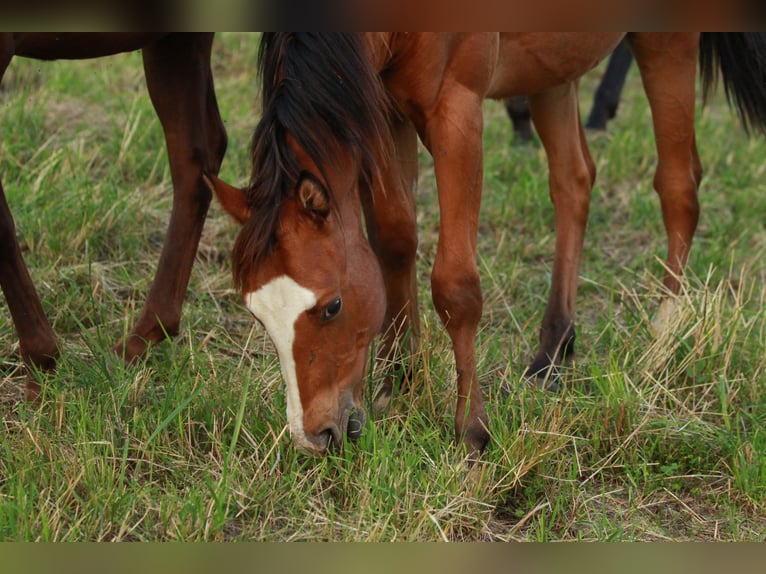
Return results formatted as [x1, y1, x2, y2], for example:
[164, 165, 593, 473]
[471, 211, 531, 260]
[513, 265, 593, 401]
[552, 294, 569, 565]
[487, 32, 625, 98]
[11, 33, 165, 60]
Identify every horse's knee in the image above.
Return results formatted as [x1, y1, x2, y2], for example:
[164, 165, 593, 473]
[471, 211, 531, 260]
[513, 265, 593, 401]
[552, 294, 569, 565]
[549, 162, 593, 221]
[431, 260, 482, 328]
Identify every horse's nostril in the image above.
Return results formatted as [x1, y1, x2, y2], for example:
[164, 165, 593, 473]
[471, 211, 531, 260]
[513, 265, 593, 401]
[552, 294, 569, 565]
[314, 425, 343, 453]
[347, 408, 366, 441]
[317, 429, 333, 450]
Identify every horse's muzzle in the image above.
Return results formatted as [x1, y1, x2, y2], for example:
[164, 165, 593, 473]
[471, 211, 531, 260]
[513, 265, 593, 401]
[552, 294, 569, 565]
[307, 406, 367, 454]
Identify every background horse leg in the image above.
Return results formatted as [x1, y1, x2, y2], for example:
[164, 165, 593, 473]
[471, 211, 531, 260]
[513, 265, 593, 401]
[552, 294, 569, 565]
[0, 41, 57, 400]
[505, 96, 535, 143]
[361, 115, 421, 413]
[585, 40, 634, 130]
[628, 33, 701, 307]
[505, 40, 634, 143]
[525, 82, 596, 385]
[117, 33, 227, 361]
[421, 87, 488, 456]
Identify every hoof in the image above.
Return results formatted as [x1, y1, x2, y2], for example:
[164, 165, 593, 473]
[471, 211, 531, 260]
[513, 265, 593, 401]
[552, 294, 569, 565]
[460, 426, 490, 462]
[651, 297, 680, 337]
[24, 354, 56, 402]
[522, 363, 562, 393]
[531, 372, 561, 393]
[24, 379, 42, 402]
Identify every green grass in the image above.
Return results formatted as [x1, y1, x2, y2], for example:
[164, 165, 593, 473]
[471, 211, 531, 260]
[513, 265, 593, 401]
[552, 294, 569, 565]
[1, 33, 765, 541]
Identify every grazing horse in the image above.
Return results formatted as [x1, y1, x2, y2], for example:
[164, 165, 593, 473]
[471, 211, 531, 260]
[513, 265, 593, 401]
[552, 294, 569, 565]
[208, 33, 766, 456]
[0, 33, 227, 400]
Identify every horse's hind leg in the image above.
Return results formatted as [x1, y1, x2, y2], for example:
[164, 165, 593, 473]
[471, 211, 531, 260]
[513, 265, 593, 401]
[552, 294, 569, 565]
[117, 33, 227, 361]
[360, 114, 421, 412]
[525, 81, 596, 385]
[628, 33, 701, 319]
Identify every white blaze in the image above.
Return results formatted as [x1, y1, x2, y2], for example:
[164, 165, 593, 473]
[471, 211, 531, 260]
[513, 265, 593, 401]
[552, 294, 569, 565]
[244, 276, 317, 444]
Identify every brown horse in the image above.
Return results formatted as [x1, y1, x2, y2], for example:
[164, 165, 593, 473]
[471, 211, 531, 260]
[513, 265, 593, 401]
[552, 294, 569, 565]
[208, 33, 766, 456]
[0, 33, 227, 400]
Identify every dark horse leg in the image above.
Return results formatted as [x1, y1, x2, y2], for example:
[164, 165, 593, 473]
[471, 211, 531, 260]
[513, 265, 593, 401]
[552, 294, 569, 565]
[0, 34, 226, 401]
[360, 114, 421, 412]
[585, 40, 634, 130]
[505, 96, 535, 143]
[524, 81, 596, 385]
[117, 34, 227, 361]
[0, 37, 57, 400]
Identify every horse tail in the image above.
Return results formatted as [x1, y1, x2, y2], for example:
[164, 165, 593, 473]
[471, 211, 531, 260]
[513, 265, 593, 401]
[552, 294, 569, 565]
[699, 32, 766, 136]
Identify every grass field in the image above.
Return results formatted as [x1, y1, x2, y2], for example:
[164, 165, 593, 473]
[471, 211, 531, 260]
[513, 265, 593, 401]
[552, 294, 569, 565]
[1, 33, 765, 541]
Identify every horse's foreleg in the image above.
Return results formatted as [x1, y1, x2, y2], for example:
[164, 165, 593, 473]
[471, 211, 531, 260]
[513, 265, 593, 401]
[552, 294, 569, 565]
[0, 40, 56, 401]
[423, 89, 488, 456]
[526, 82, 596, 386]
[116, 33, 227, 361]
[361, 115, 421, 413]
[0, 181, 58, 401]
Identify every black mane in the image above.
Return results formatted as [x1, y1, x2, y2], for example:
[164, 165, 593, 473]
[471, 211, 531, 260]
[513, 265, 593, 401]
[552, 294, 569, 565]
[232, 33, 391, 289]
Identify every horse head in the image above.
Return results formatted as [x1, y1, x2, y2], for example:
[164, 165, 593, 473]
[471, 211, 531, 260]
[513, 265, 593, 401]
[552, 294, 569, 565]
[206, 33, 392, 454]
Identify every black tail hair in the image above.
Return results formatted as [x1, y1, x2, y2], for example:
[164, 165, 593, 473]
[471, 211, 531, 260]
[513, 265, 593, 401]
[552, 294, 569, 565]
[699, 32, 766, 136]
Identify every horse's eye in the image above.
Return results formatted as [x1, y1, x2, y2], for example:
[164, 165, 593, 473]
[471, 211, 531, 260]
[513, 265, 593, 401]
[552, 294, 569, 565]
[319, 297, 342, 323]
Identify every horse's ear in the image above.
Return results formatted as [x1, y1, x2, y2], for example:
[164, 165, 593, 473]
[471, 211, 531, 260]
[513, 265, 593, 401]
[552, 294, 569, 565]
[203, 173, 251, 225]
[297, 177, 330, 220]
